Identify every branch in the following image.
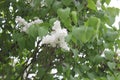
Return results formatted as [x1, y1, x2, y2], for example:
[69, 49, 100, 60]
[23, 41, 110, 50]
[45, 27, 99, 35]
[16, 40, 41, 80]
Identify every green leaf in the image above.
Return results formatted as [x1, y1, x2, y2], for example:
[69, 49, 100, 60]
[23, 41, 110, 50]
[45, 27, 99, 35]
[86, 27, 96, 41]
[106, 0, 111, 5]
[105, 7, 119, 25]
[45, 0, 54, 7]
[57, 7, 70, 20]
[117, 73, 120, 80]
[71, 11, 78, 25]
[13, 32, 25, 49]
[27, 24, 38, 38]
[104, 29, 118, 42]
[107, 75, 115, 80]
[87, 0, 97, 11]
[62, 0, 72, 6]
[17, 37, 25, 49]
[25, 36, 35, 50]
[38, 27, 48, 38]
[87, 72, 95, 80]
[49, 18, 57, 26]
[72, 27, 86, 43]
[107, 62, 116, 70]
[57, 7, 72, 30]
[31, 0, 42, 8]
[85, 16, 101, 40]
[66, 33, 72, 43]
[71, 49, 79, 58]
[74, 1, 84, 12]
[93, 55, 104, 64]
[72, 26, 95, 43]
[81, 65, 90, 71]
[104, 50, 114, 60]
[85, 16, 101, 30]
[52, 1, 63, 11]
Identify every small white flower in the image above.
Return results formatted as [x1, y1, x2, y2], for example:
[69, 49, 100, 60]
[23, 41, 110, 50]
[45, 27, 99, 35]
[9, 56, 20, 67]
[50, 68, 58, 74]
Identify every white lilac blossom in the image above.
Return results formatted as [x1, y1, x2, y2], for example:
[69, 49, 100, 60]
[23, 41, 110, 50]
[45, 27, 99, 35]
[96, 0, 101, 10]
[116, 49, 120, 56]
[15, 16, 28, 26]
[9, 56, 20, 67]
[50, 68, 58, 74]
[15, 16, 43, 32]
[41, 20, 70, 51]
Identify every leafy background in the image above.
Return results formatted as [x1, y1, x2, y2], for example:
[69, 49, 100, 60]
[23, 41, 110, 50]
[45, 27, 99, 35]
[0, 0, 120, 80]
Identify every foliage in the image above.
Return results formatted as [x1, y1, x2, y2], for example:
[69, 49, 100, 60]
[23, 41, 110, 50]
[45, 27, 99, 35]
[0, 0, 120, 80]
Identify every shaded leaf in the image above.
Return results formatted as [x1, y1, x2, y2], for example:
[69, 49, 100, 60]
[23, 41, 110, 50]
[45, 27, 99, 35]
[107, 62, 116, 70]
[87, 0, 97, 11]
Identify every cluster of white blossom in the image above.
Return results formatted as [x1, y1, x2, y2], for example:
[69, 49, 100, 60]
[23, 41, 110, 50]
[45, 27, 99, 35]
[41, 20, 70, 51]
[15, 16, 43, 32]
[15, 16, 70, 51]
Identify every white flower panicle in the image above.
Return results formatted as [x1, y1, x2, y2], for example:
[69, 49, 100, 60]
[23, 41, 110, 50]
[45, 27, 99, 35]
[41, 20, 70, 51]
[15, 16, 43, 32]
